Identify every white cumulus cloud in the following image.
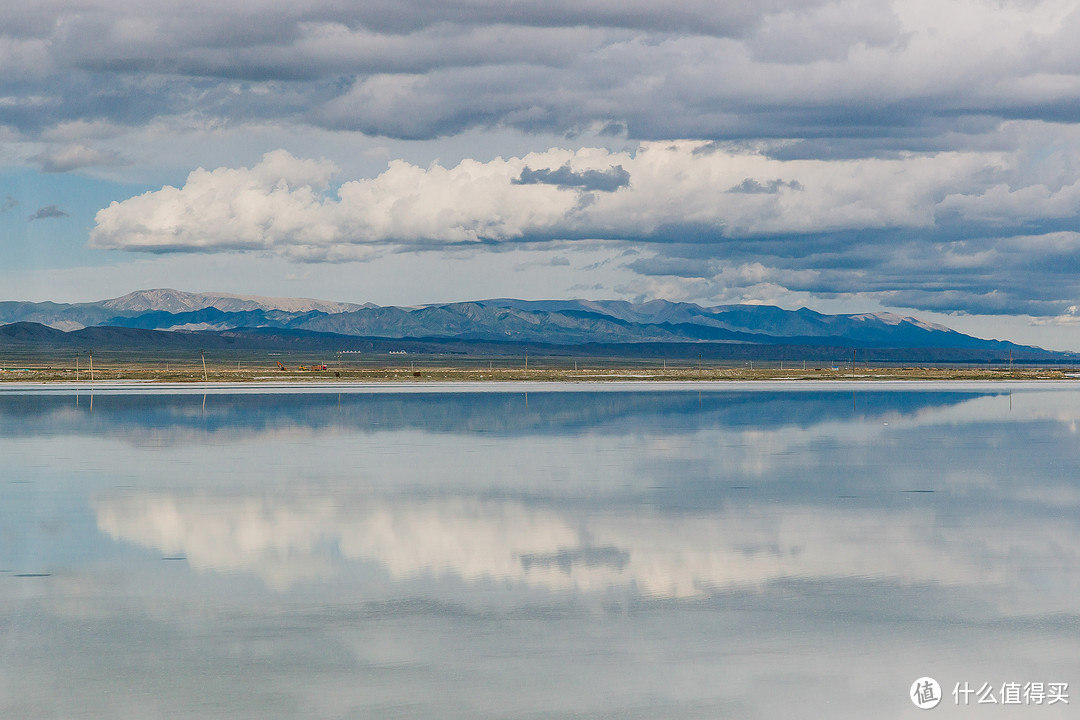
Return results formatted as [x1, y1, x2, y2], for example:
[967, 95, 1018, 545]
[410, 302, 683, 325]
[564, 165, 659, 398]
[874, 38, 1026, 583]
[91, 150, 348, 257]
[90, 142, 1008, 259]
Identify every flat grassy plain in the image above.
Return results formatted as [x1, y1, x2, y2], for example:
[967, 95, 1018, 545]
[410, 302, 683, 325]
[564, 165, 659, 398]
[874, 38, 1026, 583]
[1, 348, 1076, 383]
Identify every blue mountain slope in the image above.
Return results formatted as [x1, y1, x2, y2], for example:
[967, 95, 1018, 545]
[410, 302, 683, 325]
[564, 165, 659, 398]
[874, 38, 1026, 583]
[0, 292, 1050, 352]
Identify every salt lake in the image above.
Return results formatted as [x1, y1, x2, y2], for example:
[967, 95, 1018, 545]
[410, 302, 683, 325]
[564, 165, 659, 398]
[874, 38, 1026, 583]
[2, 382, 1078, 718]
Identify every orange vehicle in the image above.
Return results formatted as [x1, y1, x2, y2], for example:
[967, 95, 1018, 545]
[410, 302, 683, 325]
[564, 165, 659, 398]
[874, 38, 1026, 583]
[276, 361, 287, 371]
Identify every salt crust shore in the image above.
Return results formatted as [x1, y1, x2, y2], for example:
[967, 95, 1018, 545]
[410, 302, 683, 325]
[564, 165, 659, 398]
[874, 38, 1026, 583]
[0, 379, 1073, 395]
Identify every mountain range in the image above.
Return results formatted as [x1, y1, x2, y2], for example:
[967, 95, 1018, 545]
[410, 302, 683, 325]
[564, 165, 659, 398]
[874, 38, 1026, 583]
[0, 288, 1067, 360]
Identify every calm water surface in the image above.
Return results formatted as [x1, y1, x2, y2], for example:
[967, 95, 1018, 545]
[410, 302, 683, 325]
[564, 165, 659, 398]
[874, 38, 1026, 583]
[1, 383, 1078, 718]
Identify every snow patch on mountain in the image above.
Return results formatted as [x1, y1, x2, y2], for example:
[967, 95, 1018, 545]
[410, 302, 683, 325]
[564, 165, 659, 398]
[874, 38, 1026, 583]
[850, 312, 952, 332]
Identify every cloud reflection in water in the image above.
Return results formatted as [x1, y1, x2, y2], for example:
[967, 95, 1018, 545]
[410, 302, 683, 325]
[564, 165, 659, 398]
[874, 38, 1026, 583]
[95, 490, 1079, 608]
[6, 386, 1080, 719]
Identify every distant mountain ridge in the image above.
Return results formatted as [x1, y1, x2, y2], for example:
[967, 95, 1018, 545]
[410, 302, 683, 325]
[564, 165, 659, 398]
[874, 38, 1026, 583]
[101, 288, 367, 314]
[0, 288, 1051, 353]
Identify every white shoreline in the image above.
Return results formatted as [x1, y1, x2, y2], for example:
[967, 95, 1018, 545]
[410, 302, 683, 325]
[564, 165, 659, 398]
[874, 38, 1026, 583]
[0, 379, 1073, 394]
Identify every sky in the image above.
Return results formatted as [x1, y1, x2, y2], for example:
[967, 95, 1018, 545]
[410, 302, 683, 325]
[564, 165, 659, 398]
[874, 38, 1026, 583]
[4, 1, 1080, 348]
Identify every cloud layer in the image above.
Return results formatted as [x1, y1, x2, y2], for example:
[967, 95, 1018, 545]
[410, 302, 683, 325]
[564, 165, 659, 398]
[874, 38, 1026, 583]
[4, 1, 1080, 146]
[91, 140, 1080, 315]
[9, 1, 1080, 319]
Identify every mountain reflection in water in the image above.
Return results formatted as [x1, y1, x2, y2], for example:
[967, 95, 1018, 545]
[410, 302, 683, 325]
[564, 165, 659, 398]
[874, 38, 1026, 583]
[2, 385, 1078, 719]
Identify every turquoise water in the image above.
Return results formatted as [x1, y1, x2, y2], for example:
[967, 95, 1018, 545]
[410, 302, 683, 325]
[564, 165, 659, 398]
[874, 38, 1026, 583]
[1, 384, 1078, 718]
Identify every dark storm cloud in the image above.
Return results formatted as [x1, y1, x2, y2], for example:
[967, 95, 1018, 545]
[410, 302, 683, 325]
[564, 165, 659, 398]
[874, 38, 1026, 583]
[0, 72, 339, 136]
[626, 255, 719, 279]
[727, 178, 804, 194]
[626, 229, 1080, 317]
[2, 1, 788, 88]
[513, 164, 630, 191]
[28, 205, 69, 221]
[2, 0, 1077, 147]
